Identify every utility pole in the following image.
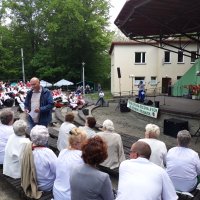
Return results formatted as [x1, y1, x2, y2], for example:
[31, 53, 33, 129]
[21, 48, 25, 83]
[82, 62, 85, 95]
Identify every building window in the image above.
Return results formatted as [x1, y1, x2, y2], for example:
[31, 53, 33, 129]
[177, 51, 184, 63]
[191, 51, 197, 63]
[164, 51, 170, 63]
[134, 77, 145, 86]
[150, 76, 157, 86]
[135, 52, 146, 64]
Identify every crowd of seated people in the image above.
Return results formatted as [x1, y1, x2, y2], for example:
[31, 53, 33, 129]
[52, 89, 86, 110]
[1, 104, 200, 200]
[0, 81, 28, 108]
[0, 80, 89, 111]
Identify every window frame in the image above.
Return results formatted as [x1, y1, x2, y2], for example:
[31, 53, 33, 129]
[177, 51, 184, 63]
[164, 51, 171, 63]
[134, 52, 146, 64]
[134, 77, 145, 86]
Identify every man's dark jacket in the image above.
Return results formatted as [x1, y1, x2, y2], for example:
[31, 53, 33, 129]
[24, 87, 54, 126]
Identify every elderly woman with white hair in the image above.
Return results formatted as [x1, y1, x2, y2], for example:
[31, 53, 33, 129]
[166, 130, 200, 192]
[21, 125, 57, 198]
[139, 123, 167, 167]
[0, 109, 15, 164]
[97, 119, 125, 169]
[3, 119, 30, 178]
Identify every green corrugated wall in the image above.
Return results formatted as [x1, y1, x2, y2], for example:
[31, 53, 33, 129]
[172, 59, 200, 96]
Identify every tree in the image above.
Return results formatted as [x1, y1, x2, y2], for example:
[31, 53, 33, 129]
[2, 0, 113, 86]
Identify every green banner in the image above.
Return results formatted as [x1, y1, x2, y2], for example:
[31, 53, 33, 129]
[127, 100, 159, 118]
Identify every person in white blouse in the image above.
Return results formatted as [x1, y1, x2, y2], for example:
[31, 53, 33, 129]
[116, 141, 177, 200]
[166, 130, 200, 192]
[53, 128, 87, 200]
[97, 119, 125, 169]
[139, 123, 167, 168]
[57, 112, 76, 151]
[30, 125, 57, 191]
[0, 109, 15, 164]
[3, 119, 30, 178]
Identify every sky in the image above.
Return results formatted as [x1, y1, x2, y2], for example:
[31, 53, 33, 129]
[109, 0, 127, 30]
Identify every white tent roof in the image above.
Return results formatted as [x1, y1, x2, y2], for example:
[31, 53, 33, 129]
[40, 80, 52, 87]
[54, 79, 74, 87]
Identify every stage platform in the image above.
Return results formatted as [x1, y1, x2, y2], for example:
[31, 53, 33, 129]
[131, 95, 200, 118]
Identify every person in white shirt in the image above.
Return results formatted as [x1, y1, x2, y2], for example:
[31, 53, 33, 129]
[97, 119, 125, 169]
[3, 119, 30, 178]
[30, 125, 57, 191]
[96, 90, 105, 106]
[57, 112, 76, 151]
[166, 130, 200, 192]
[116, 141, 178, 200]
[79, 116, 96, 138]
[139, 123, 167, 167]
[53, 128, 87, 200]
[0, 109, 15, 164]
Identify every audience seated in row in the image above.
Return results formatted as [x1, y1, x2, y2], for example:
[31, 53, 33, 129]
[21, 125, 57, 199]
[139, 123, 167, 168]
[53, 128, 87, 200]
[0, 109, 15, 164]
[165, 130, 200, 192]
[57, 112, 76, 151]
[97, 119, 125, 169]
[79, 116, 96, 138]
[116, 141, 178, 200]
[3, 120, 30, 178]
[70, 136, 114, 200]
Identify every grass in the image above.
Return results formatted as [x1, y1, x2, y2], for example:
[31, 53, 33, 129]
[85, 90, 113, 100]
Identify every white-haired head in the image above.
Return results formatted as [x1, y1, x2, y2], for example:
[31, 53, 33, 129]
[103, 119, 114, 131]
[30, 125, 49, 146]
[177, 130, 191, 147]
[145, 124, 160, 139]
[13, 119, 27, 136]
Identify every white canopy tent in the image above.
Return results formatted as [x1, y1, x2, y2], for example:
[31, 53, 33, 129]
[40, 80, 52, 87]
[54, 79, 74, 87]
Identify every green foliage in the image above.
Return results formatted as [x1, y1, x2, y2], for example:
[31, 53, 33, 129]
[1, 0, 112, 86]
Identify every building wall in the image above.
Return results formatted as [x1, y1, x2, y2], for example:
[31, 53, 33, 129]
[110, 42, 196, 96]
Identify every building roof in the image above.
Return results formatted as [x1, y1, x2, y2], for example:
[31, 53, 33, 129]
[114, 0, 200, 57]
[114, 0, 200, 39]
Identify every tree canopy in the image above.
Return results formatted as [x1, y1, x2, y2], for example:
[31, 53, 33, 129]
[0, 0, 113, 88]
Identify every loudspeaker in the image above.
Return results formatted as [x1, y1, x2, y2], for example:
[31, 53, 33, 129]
[82, 108, 89, 115]
[120, 102, 131, 112]
[143, 100, 153, 106]
[135, 97, 139, 103]
[117, 67, 121, 78]
[155, 101, 159, 108]
[164, 118, 188, 138]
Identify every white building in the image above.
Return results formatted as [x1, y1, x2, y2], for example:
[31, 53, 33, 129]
[109, 41, 198, 96]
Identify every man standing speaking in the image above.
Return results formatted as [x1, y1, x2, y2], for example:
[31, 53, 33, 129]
[24, 77, 54, 130]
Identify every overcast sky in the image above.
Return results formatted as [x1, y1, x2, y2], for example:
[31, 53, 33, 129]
[109, 0, 127, 30]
